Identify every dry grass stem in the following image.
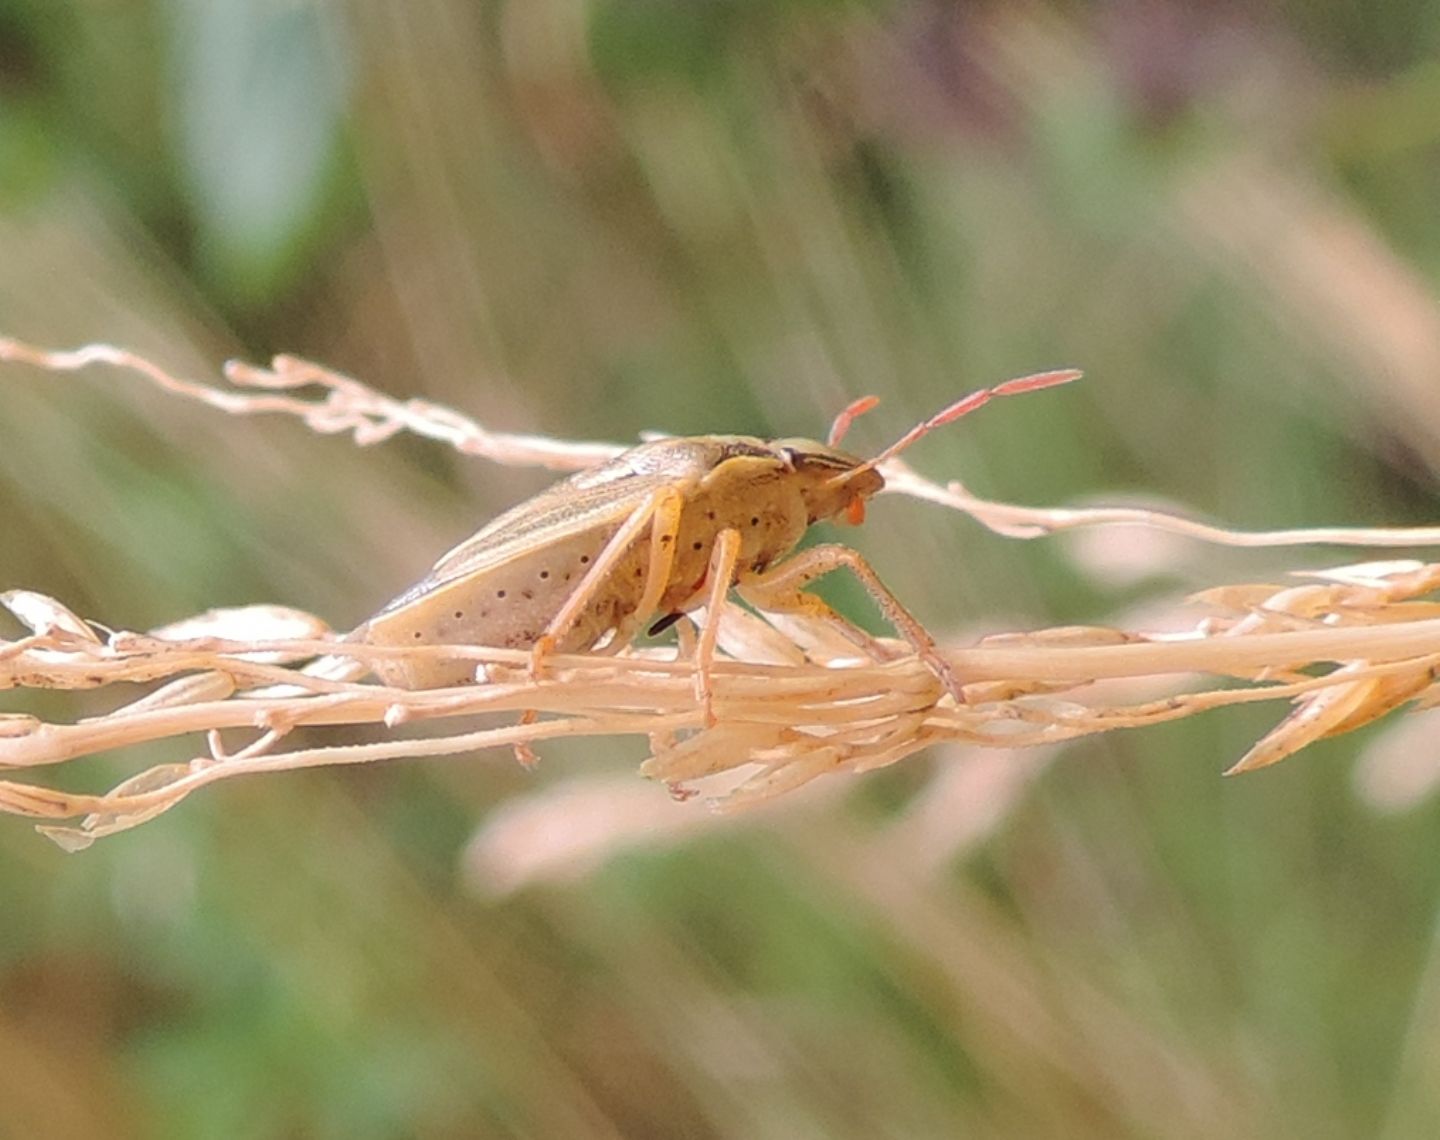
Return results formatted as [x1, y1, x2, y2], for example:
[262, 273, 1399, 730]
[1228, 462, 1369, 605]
[0, 337, 625, 472]
[3, 338, 1439, 849]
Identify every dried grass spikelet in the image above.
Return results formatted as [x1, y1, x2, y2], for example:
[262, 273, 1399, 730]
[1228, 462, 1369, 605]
[4, 337, 1440, 850]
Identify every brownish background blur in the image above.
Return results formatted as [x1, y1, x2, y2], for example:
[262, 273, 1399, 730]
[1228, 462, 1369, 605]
[4, 2, 1440, 1137]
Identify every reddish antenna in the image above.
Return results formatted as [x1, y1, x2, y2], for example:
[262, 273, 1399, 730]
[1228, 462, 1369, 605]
[827, 395, 881, 448]
[829, 368, 1081, 484]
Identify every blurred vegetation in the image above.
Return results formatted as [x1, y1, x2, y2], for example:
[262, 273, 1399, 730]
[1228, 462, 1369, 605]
[4, 1, 1440, 1137]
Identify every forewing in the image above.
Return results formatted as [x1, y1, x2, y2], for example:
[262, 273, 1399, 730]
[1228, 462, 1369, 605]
[375, 469, 681, 617]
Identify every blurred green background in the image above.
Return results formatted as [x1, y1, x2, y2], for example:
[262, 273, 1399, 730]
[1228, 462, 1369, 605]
[4, 1, 1440, 1136]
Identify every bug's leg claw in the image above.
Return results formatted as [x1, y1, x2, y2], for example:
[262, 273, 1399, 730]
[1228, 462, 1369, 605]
[529, 634, 557, 681]
[694, 669, 717, 729]
[513, 708, 541, 767]
[925, 652, 966, 705]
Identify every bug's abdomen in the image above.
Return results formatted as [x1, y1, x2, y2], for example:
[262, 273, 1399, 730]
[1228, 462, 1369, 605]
[359, 523, 648, 688]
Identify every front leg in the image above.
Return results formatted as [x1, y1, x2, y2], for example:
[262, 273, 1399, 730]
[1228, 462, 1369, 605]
[739, 543, 964, 703]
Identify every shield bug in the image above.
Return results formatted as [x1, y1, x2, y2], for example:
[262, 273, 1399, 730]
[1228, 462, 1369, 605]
[352, 370, 1080, 717]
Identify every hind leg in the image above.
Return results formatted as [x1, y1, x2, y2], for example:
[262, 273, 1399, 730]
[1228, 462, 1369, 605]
[516, 485, 686, 765]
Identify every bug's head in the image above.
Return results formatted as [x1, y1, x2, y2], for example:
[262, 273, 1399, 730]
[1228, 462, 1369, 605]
[799, 368, 1083, 526]
[771, 438, 885, 526]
